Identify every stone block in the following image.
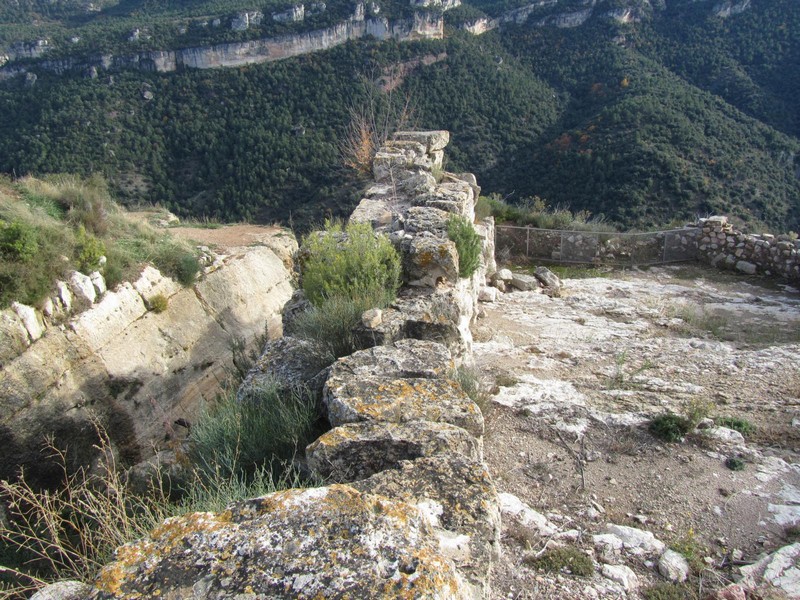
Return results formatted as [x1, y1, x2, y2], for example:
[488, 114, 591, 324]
[88, 485, 471, 599]
[349, 197, 393, 229]
[324, 375, 483, 437]
[403, 234, 460, 287]
[307, 420, 481, 482]
[510, 273, 539, 291]
[353, 455, 500, 596]
[735, 260, 757, 275]
[393, 130, 450, 151]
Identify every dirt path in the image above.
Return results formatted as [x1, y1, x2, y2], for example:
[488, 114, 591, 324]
[474, 265, 800, 598]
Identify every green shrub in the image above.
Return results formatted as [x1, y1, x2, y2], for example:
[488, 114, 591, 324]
[300, 220, 401, 307]
[716, 416, 754, 437]
[526, 547, 594, 576]
[0, 219, 38, 261]
[649, 413, 692, 442]
[189, 381, 318, 481]
[148, 293, 169, 313]
[293, 293, 381, 360]
[447, 215, 482, 278]
[75, 225, 105, 271]
[642, 583, 697, 600]
[725, 457, 745, 471]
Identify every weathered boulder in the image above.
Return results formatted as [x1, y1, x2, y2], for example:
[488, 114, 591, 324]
[238, 336, 330, 399]
[601, 564, 638, 592]
[510, 272, 539, 292]
[534, 266, 561, 293]
[604, 523, 666, 557]
[88, 485, 472, 599]
[68, 270, 98, 308]
[131, 265, 181, 301]
[658, 549, 690, 583]
[11, 301, 44, 341]
[31, 581, 92, 600]
[499, 492, 557, 537]
[353, 455, 500, 595]
[307, 420, 482, 482]
[405, 206, 450, 236]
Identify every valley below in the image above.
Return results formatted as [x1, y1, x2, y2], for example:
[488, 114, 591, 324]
[475, 265, 800, 598]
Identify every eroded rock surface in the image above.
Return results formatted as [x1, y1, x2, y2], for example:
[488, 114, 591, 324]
[90, 485, 472, 600]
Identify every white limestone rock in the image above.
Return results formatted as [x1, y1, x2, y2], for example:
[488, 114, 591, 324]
[11, 301, 45, 342]
[499, 492, 557, 536]
[740, 542, 800, 598]
[605, 523, 666, 556]
[68, 270, 97, 308]
[89, 271, 107, 296]
[658, 549, 690, 583]
[601, 564, 639, 592]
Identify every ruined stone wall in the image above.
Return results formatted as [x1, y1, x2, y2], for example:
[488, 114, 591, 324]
[80, 131, 502, 600]
[695, 216, 800, 281]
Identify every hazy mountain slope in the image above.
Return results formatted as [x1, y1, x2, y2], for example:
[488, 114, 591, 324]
[0, 0, 798, 231]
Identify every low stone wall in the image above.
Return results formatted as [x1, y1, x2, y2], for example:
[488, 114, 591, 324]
[0, 238, 295, 486]
[696, 216, 800, 281]
[82, 131, 501, 599]
[496, 216, 800, 282]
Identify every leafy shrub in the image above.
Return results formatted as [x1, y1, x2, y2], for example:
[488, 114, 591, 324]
[725, 457, 745, 471]
[649, 413, 692, 442]
[447, 215, 482, 278]
[153, 242, 201, 286]
[681, 398, 712, 428]
[300, 220, 401, 307]
[716, 416, 754, 437]
[75, 225, 105, 271]
[189, 381, 318, 481]
[0, 219, 38, 261]
[526, 547, 594, 576]
[148, 293, 169, 313]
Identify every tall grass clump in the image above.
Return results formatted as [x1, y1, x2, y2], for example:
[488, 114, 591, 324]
[447, 215, 482, 278]
[0, 427, 174, 594]
[189, 380, 318, 481]
[295, 220, 401, 358]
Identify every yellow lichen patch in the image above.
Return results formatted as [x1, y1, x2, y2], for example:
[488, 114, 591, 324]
[94, 540, 155, 594]
[417, 250, 435, 267]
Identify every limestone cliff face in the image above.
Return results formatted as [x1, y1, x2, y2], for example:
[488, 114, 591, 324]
[0, 239, 296, 485]
[0, 10, 443, 79]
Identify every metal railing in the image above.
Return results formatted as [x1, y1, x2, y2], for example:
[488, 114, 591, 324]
[495, 225, 699, 266]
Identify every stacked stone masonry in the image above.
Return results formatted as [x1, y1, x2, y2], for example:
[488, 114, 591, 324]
[696, 216, 800, 281]
[82, 131, 501, 599]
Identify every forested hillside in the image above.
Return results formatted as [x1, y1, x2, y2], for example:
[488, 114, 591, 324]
[0, 0, 798, 231]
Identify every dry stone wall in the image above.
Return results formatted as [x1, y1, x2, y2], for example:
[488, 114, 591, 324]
[83, 131, 502, 599]
[0, 237, 296, 485]
[696, 216, 800, 281]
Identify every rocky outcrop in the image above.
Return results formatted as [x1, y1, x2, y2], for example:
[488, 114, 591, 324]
[0, 234, 296, 485]
[0, 7, 443, 80]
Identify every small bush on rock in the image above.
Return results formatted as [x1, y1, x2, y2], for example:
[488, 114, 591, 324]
[447, 215, 482, 279]
[526, 547, 594, 576]
[293, 294, 379, 359]
[716, 416, 754, 437]
[300, 220, 401, 307]
[148, 293, 169, 313]
[649, 413, 692, 442]
[642, 583, 697, 600]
